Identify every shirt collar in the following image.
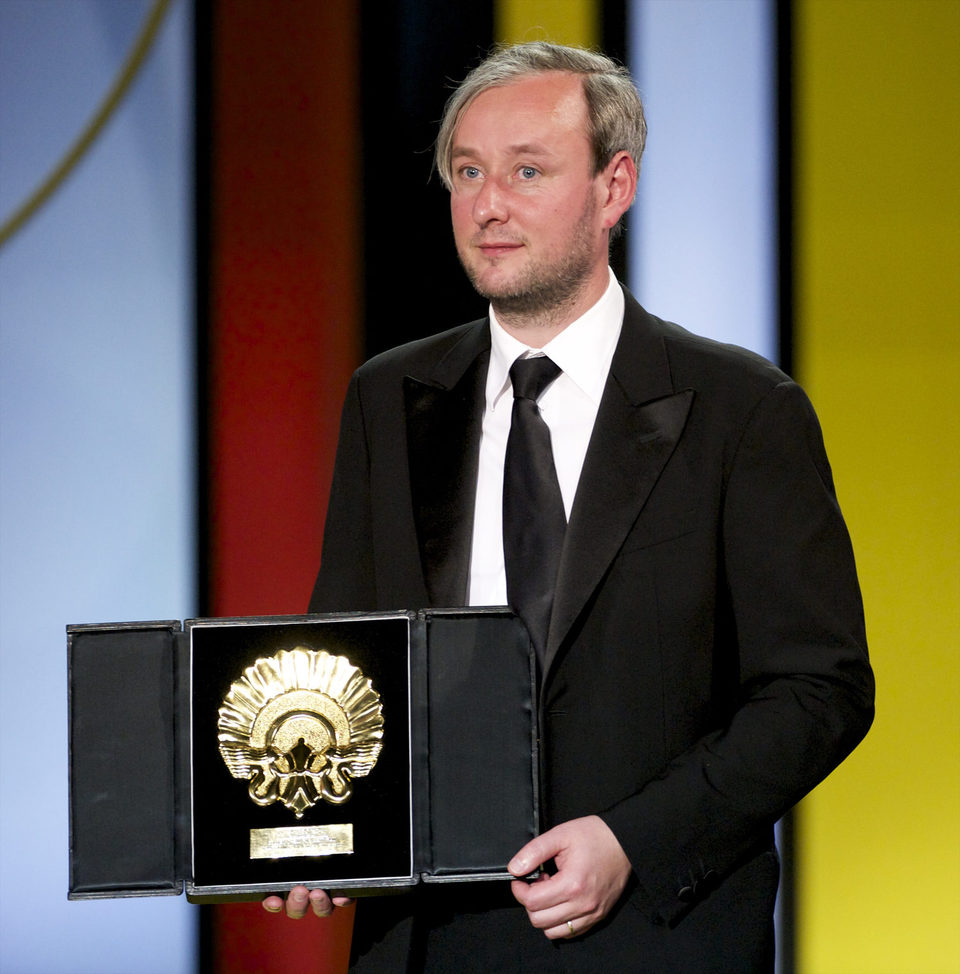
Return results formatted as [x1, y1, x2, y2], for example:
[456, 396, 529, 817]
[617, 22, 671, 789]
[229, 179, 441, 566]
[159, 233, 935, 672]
[486, 268, 624, 409]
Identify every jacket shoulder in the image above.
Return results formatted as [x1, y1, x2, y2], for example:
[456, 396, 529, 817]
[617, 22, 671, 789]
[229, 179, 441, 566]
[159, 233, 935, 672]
[622, 300, 788, 416]
[650, 312, 788, 391]
[354, 319, 488, 384]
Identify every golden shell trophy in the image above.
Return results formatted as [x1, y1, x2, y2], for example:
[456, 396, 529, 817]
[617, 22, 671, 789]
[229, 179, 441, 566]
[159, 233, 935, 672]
[217, 647, 383, 858]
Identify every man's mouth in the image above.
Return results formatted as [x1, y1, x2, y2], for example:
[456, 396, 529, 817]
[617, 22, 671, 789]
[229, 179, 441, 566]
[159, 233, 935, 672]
[477, 241, 523, 259]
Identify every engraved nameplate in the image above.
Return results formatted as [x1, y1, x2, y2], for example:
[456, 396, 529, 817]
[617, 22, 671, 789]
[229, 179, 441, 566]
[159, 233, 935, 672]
[250, 824, 355, 860]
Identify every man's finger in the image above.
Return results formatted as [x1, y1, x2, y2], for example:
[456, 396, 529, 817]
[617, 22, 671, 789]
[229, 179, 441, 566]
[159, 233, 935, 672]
[522, 897, 577, 932]
[284, 885, 310, 919]
[546, 917, 584, 941]
[511, 874, 560, 912]
[308, 888, 333, 917]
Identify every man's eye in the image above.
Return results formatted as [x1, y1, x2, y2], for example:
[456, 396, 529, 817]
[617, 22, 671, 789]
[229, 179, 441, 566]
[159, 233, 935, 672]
[460, 166, 481, 180]
[518, 167, 539, 180]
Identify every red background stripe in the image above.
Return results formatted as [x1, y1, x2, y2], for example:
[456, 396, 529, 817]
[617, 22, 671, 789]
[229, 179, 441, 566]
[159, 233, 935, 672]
[208, 0, 360, 617]
[205, 2, 361, 970]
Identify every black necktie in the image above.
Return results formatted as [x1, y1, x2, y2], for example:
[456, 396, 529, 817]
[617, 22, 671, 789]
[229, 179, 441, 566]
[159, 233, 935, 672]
[503, 355, 566, 662]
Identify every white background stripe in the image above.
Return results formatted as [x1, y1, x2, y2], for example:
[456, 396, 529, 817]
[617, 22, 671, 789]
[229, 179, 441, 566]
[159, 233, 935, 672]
[0, 2, 195, 970]
[628, 0, 777, 362]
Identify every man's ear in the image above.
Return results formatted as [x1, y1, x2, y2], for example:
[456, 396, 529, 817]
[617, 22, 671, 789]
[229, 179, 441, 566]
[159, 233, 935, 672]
[599, 151, 638, 230]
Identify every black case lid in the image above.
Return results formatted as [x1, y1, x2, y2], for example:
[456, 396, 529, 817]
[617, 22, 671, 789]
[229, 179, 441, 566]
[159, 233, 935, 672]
[68, 621, 181, 898]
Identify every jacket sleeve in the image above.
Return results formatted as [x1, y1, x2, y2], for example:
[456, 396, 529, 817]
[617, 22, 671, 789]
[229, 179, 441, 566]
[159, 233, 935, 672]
[600, 379, 874, 926]
[308, 369, 377, 613]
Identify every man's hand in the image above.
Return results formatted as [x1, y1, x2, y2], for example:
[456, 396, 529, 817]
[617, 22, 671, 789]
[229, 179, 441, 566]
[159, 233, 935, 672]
[262, 885, 354, 919]
[508, 815, 632, 940]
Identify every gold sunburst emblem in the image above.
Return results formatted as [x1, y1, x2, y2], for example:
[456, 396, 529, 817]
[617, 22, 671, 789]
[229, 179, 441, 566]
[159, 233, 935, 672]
[217, 648, 384, 818]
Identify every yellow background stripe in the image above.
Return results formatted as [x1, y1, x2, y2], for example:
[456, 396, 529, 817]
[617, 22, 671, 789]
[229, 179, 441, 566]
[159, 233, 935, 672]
[795, 1, 960, 970]
[495, 0, 599, 47]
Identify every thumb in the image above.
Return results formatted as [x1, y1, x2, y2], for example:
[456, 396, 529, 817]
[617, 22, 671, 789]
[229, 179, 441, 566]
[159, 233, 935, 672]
[508, 827, 562, 877]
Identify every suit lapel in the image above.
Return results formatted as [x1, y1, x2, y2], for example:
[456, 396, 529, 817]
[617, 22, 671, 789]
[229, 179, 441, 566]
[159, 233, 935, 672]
[544, 296, 693, 677]
[402, 298, 692, 659]
[404, 323, 489, 607]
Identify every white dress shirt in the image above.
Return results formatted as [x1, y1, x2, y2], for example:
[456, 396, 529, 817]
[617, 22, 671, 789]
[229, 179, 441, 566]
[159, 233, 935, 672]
[467, 269, 625, 606]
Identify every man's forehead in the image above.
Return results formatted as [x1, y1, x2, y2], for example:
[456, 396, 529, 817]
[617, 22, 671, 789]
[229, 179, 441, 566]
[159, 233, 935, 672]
[452, 72, 590, 147]
[451, 140, 556, 161]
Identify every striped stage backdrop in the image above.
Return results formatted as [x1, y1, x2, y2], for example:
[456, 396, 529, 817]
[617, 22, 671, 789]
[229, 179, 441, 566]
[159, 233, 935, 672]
[198, 1, 958, 972]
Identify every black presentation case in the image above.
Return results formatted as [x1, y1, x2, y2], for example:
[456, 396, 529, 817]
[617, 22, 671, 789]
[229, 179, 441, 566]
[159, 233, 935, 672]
[67, 608, 539, 902]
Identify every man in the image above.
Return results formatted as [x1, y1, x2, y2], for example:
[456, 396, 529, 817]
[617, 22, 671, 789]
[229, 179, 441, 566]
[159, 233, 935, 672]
[265, 42, 873, 971]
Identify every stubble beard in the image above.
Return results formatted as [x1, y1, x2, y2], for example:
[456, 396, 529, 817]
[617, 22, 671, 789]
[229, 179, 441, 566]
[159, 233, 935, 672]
[458, 198, 600, 330]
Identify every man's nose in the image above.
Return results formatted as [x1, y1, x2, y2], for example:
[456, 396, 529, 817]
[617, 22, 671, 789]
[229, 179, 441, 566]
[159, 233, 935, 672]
[473, 177, 508, 225]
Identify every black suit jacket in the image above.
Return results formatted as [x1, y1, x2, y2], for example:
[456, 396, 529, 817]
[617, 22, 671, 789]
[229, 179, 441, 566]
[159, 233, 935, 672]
[310, 290, 874, 972]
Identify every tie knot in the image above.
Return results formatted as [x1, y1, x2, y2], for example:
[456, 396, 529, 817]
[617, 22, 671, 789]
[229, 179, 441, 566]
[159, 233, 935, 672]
[510, 355, 561, 402]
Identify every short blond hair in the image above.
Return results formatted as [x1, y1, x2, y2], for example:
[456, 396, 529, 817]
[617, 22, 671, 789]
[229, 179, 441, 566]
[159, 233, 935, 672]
[435, 41, 647, 193]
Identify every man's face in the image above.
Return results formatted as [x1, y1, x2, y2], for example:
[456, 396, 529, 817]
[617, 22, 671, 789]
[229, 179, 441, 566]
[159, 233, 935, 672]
[449, 72, 610, 319]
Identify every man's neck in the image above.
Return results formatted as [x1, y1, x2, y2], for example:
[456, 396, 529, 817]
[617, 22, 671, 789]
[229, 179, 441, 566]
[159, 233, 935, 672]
[492, 265, 611, 349]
